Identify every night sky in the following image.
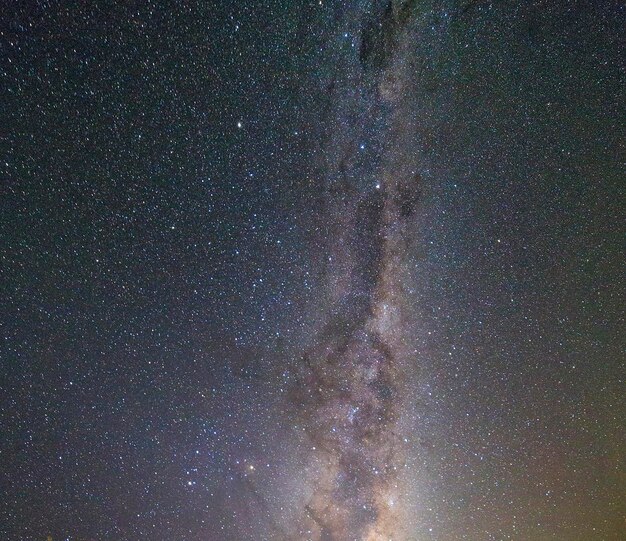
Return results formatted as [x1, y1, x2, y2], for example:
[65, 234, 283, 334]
[1, 1, 624, 540]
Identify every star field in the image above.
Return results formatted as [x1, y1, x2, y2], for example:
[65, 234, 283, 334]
[1, 1, 624, 540]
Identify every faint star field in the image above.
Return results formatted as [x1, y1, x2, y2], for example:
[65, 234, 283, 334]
[1, 1, 624, 540]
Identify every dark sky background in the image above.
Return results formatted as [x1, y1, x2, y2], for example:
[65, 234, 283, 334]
[1, 1, 624, 540]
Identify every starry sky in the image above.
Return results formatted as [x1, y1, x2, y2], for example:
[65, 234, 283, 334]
[1, 1, 624, 540]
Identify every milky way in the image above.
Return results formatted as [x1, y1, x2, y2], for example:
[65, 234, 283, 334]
[289, 2, 422, 538]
